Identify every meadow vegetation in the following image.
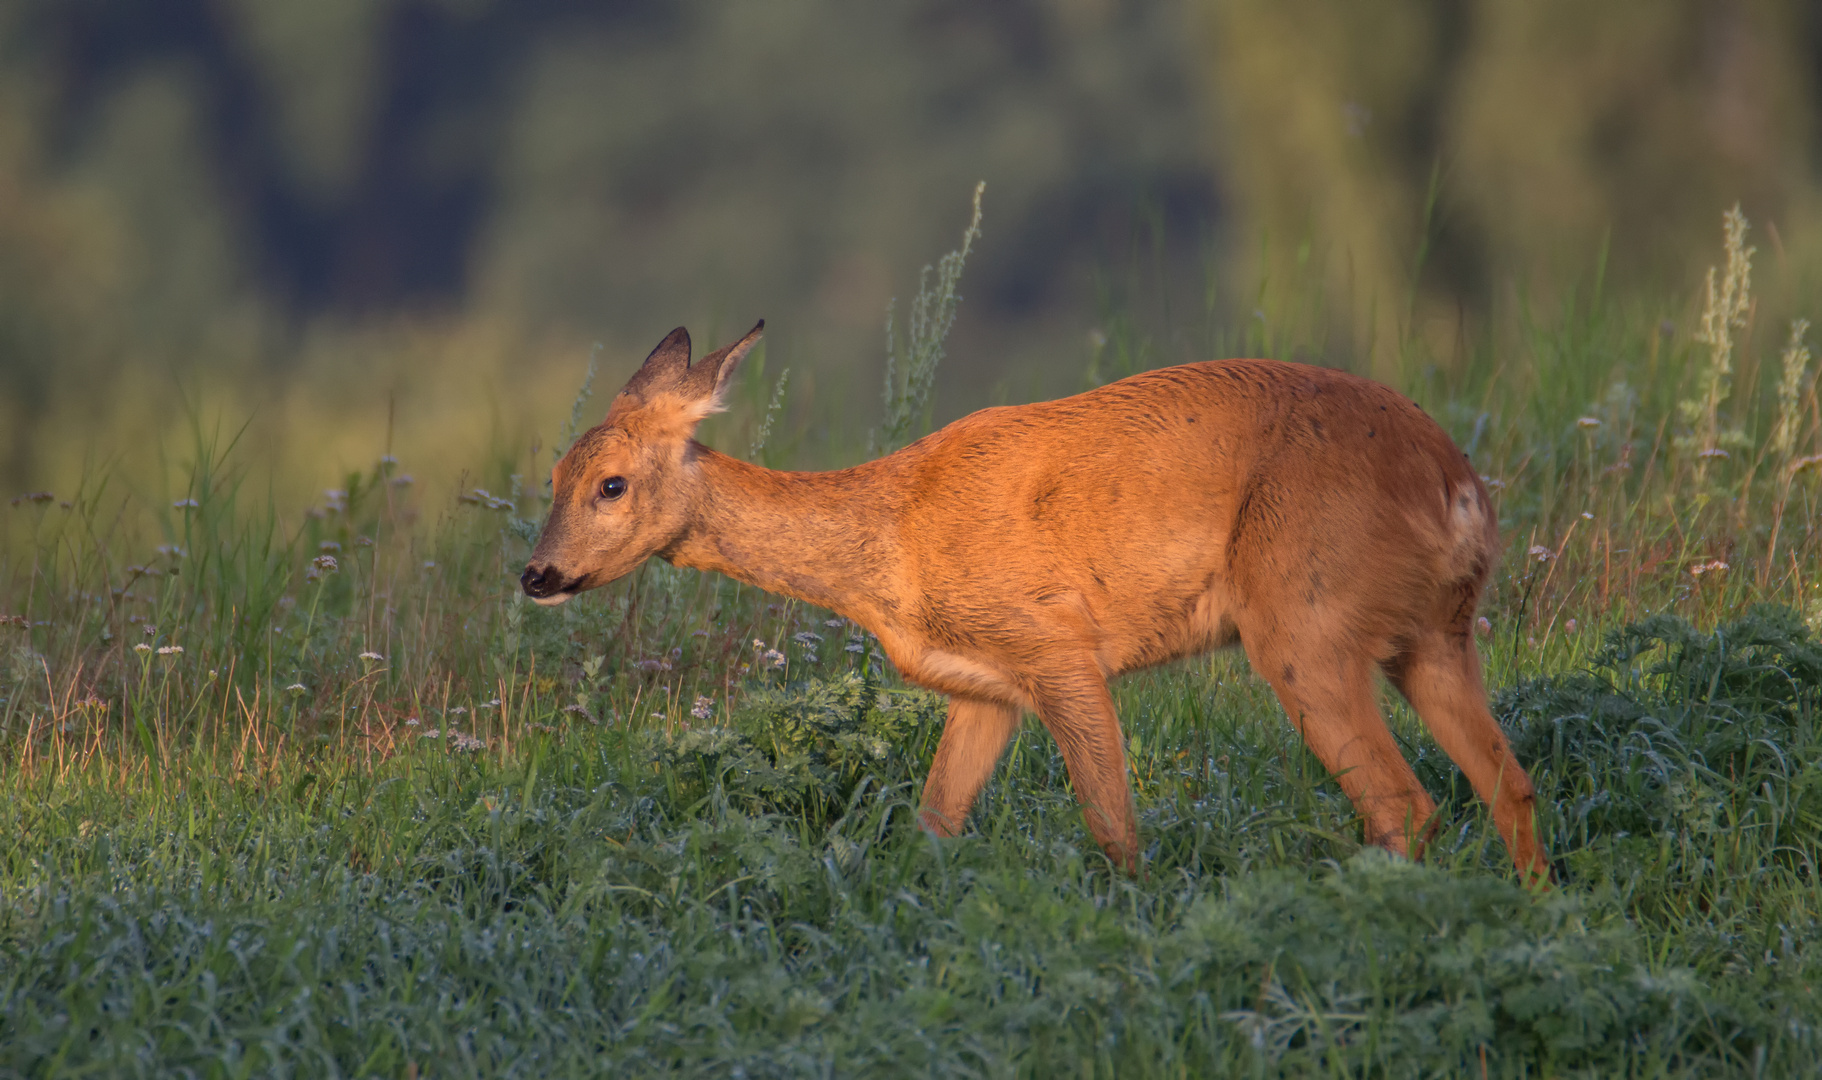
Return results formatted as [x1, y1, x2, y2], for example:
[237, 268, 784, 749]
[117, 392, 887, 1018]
[3, 205, 1822, 1075]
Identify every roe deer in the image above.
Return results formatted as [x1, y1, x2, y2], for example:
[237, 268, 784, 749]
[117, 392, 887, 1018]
[522, 322, 1549, 882]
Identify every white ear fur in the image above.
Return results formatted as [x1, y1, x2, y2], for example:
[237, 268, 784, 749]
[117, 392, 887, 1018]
[689, 320, 765, 421]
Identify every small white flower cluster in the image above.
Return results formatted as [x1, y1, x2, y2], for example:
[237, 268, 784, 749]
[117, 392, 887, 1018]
[305, 554, 339, 582]
[751, 639, 787, 669]
[359, 651, 385, 662]
[1527, 545, 1553, 562]
[690, 695, 715, 721]
[1690, 560, 1729, 577]
[449, 732, 486, 752]
[156, 645, 183, 656]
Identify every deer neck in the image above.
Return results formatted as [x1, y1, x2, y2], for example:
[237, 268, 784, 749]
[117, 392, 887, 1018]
[664, 444, 898, 621]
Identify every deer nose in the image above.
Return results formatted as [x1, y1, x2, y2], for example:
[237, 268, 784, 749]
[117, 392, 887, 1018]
[521, 563, 557, 598]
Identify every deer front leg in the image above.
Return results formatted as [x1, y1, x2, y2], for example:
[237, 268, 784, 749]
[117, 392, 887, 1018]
[1030, 672, 1140, 872]
[919, 696, 1023, 837]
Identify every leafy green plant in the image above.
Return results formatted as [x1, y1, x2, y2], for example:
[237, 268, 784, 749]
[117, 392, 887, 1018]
[650, 670, 944, 822]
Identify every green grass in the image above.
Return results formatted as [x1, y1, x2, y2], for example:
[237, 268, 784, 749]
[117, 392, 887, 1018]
[2, 613, 1818, 1075]
[4, 209, 1822, 1075]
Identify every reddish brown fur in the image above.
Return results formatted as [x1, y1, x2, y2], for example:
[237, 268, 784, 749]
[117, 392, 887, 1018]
[524, 323, 1549, 882]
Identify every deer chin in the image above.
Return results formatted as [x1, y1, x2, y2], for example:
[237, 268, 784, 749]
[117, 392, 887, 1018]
[530, 591, 574, 607]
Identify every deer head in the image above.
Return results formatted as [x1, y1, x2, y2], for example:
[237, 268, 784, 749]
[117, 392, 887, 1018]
[520, 321, 764, 605]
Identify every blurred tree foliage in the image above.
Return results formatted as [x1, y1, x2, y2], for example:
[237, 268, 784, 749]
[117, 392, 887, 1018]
[0, 0, 1211, 491]
[1204, 0, 1822, 374]
[3, 0, 1822, 494]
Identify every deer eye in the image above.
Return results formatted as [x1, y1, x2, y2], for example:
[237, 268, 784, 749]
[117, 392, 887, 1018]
[599, 476, 627, 501]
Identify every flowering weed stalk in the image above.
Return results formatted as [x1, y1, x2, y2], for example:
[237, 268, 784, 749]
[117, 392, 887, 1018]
[1679, 204, 1755, 478]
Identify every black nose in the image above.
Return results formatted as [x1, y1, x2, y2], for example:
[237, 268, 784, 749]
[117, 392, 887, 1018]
[521, 564, 558, 598]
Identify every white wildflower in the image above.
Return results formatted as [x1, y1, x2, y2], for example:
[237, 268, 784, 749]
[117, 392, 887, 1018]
[156, 645, 183, 656]
[691, 695, 715, 721]
[133, 643, 152, 654]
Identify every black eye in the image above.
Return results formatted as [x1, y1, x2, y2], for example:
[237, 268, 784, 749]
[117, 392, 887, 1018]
[599, 476, 627, 500]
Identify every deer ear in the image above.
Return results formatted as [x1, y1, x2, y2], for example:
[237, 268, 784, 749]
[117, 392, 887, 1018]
[685, 320, 765, 415]
[616, 327, 692, 409]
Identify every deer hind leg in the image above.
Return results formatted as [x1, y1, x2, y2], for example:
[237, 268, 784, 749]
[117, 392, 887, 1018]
[1384, 628, 1550, 884]
[1028, 671, 1139, 872]
[919, 696, 1023, 838]
[1246, 630, 1438, 856]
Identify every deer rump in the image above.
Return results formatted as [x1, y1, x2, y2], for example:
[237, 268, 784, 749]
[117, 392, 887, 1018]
[524, 325, 1548, 883]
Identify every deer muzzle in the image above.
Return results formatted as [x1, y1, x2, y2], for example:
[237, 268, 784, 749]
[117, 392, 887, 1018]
[519, 563, 576, 606]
